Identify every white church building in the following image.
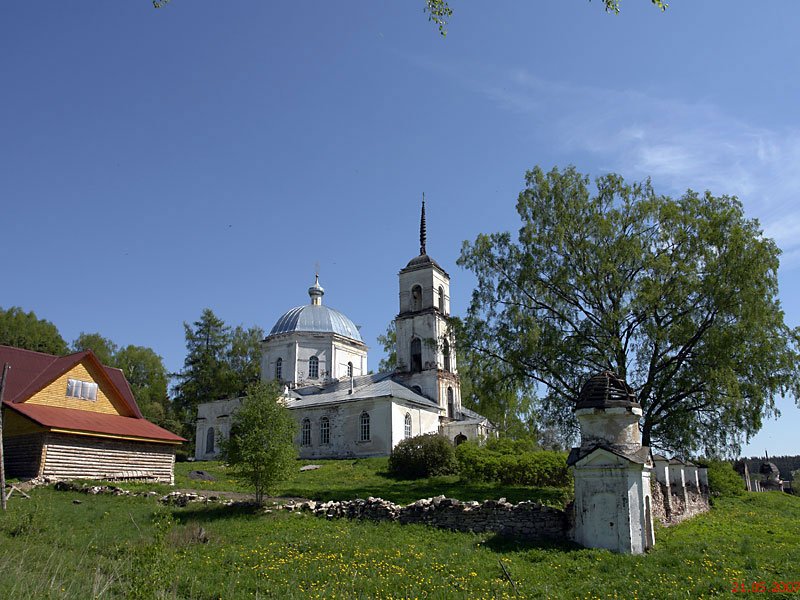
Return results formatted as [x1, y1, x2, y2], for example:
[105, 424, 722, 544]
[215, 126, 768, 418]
[195, 202, 494, 460]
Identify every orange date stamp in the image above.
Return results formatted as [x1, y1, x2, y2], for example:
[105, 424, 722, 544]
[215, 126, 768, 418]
[731, 581, 800, 594]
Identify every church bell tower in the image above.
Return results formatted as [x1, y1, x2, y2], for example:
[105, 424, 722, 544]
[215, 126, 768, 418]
[394, 197, 461, 420]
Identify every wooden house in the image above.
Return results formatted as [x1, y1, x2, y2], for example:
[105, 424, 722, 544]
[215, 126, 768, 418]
[1, 345, 184, 484]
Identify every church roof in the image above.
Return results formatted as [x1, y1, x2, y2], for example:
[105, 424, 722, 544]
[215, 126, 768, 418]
[288, 372, 439, 410]
[267, 276, 363, 343]
[402, 253, 448, 275]
[268, 304, 363, 342]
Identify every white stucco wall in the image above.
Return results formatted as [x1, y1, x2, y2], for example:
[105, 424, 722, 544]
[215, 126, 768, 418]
[194, 397, 243, 460]
[389, 401, 441, 449]
[571, 450, 654, 555]
[295, 398, 393, 459]
[262, 332, 367, 388]
[575, 406, 642, 450]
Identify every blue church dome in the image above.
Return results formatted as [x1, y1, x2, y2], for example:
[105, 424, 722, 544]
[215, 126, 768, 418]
[267, 276, 363, 343]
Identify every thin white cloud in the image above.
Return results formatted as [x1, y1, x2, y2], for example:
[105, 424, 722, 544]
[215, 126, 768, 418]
[454, 63, 800, 268]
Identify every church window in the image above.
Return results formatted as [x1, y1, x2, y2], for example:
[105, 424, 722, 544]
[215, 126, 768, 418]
[320, 416, 330, 445]
[206, 427, 215, 454]
[347, 362, 353, 378]
[443, 339, 451, 372]
[447, 387, 455, 419]
[438, 286, 445, 313]
[455, 434, 467, 446]
[360, 412, 370, 441]
[411, 285, 422, 311]
[412, 385, 422, 395]
[301, 419, 312, 446]
[276, 357, 283, 380]
[309, 356, 319, 379]
[404, 413, 412, 439]
[410, 338, 422, 372]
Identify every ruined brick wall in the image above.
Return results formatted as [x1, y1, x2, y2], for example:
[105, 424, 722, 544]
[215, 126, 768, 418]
[650, 479, 669, 525]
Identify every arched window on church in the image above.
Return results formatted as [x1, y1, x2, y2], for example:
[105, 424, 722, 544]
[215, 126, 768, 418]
[443, 339, 451, 372]
[309, 356, 319, 379]
[404, 413, 412, 439]
[411, 285, 422, 311]
[360, 412, 370, 442]
[275, 357, 283, 380]
[320, 416, 330, 445]
[410, 338, 422, 373]
[447, 387, 455, 419]
[206, 427, 215, 454]
[347, 361, 353, 378]
[438, 286, 445, 313]
[301, 419, 311, 446]
[455, 433, 467, 446]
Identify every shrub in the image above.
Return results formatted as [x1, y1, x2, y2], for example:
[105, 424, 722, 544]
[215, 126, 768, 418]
[455, 441, 572, 487]
[388, 433, 458, 479]
[698, 459, 745, 498]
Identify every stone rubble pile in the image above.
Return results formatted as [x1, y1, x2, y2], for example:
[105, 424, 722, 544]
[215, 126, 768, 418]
[53, 481, 159, 497]
[283, 495, 568, 540]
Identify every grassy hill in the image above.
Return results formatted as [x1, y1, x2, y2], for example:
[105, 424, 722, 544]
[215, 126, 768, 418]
[1, 461, 798, 598]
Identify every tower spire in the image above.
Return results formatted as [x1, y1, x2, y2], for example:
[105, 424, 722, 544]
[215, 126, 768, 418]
[419, 193, 427, 255]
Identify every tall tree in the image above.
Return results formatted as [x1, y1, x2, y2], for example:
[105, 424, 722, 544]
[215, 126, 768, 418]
[451, 317, 538, 440]
[377, 322, 397, 372]
[72, 332, 118, 365]
[114, 344, 171, 426]
[0, 307, 68, 355]
[458, 166, 800, 456]
[220, 381, 297, 505]
[173, 309, 236, 420]
[228, 324, 265, 393]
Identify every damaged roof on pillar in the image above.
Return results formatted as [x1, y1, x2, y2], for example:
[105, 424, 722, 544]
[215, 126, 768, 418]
[575, 371, 639, 410]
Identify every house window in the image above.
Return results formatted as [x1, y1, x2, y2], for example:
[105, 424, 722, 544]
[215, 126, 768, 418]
[301, 419, 312, 446]
[360, 412, 370, 442]
[411, 285, 422, 311]
[347, 362, 353, 378]
[276, 357, 283, 380]
[320, 416, 330, 445]
[309, 356, 319, 379]
[410, 338, 422, 372]
[66, 378, 98, 401]
[443, 339, 451, 372]
[206, 427, 215, 454]
[404, 413, 412, 439]
[447, 386, 455, 419]
[438, 286, 445, 313]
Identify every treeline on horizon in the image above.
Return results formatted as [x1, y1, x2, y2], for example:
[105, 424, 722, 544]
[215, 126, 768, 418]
[742, 456, 800, 482]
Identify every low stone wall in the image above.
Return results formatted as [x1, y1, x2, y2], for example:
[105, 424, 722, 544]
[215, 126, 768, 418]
[285, 495, 568, 540]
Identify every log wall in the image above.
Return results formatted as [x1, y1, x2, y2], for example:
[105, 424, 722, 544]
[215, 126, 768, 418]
[40, 433, 175, 484]
[2, 433, 45, 479]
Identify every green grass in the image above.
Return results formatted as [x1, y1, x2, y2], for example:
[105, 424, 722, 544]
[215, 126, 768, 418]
[172, 458, 573, 506]
[1, 487, 798, 599]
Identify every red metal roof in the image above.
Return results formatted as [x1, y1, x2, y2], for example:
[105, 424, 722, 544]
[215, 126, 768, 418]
[5, 402, 185, 443]
[0, 345, 185, 444]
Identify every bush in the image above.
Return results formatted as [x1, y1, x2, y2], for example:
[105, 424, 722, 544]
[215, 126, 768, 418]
[387, 433, 458, 479]
[698, 459, 745, 498]
[456, 441, 572, 487]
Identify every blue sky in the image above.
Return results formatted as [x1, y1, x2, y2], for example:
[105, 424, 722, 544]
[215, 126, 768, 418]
[2, 2, 799, 457]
